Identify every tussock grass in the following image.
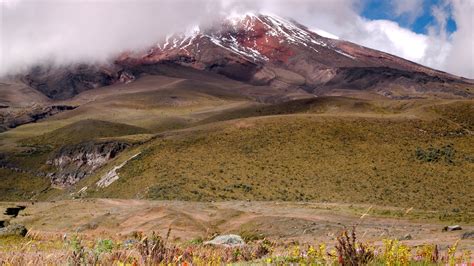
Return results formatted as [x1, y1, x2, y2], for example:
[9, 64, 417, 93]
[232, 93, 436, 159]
[0, 227, 471, 265]
[91, 115, 473, 212]
[23, 119, 149, 147]
[0, 169, 49, 201]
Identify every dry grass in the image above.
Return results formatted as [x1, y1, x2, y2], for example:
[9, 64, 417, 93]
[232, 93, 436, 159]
[0, 227, 471, 265]
[82, 114, 474, 212]
[0, 90, 473, 213]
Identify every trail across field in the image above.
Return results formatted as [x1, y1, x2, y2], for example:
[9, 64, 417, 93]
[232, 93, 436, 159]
[1, 200, 472, 250]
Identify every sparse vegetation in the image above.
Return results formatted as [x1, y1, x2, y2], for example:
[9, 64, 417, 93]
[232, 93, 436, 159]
[0, 227, 472, 265]
[415, 144, 456, 163]
[336, 227, 374, 265]
[85, 115, 474, 211]
[1, 96, 472, 210]
[22, 119, 149, 147]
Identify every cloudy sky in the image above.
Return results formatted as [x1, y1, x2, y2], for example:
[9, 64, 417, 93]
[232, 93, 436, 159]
[0, 0, 473, 78]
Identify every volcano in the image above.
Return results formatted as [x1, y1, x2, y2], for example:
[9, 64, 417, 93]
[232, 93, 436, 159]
[20, 13, 474, 100]
[1, 12, 473, 217]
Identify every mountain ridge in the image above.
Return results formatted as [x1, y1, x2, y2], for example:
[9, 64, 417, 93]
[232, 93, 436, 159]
[14, 13, 473, 101]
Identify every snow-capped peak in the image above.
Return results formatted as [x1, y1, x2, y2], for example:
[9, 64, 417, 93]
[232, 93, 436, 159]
[136, 13, 355, 65]
[312, 28, 340, 40]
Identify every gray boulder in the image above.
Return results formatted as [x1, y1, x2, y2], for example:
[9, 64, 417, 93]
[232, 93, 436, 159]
[123, 239, 138, 247]
[0, 224, 28, 237]
[0, 220, 10, 228]
[204, 234, 245, 247]
[462, 231, 474, 239]
[443, 225, 462, 232]
[398, 234, 413, 241]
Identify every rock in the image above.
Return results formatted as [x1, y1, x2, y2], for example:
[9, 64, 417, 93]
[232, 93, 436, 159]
[398, 234, 412, 240]
[461, 231, 474, 239]
[443, 225, 462, 232]
[4, 206, 26, 218]
[24, 65, 117, 100]
[76, 222, 99, 232]
[204, 234, 245, 247]
[96, 152, 141, 188]
[123, 239, 138, 247]
[0, 224, 28, 237]
[0, 220, 10, 228]
[0, 105, 76, 132]
[47, 141, 130, 187]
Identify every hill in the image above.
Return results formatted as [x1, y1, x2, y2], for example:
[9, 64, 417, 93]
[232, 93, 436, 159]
[78, 110, 473, 212]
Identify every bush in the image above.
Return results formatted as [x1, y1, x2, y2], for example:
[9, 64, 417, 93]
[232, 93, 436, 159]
[335, 227, 374, 265]
[415, 144, 456, 163]
[95, 239, 114, 253]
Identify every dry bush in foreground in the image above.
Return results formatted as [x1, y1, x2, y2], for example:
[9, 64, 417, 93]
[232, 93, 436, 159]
[0, 227, 472, 265]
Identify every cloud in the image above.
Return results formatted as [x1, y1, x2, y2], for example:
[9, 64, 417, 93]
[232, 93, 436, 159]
[0, 0, 223, 75]
[348, 19, 428, 63]
[443, 0, 474, 78]
[0, 0, 473, 78]
[390, 0, 424, 23]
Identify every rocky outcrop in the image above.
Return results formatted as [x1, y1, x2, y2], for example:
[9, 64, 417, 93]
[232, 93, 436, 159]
[47, 141, 130, 187]
[96, 152, 141, 188]
[23, 64, 118, 100]
[462, 231, 474, 239]
[0, 224, 28, 237]
[0, 105, 76, 132]
[4, 206, 26, 218]
[204, 234, 245, 247]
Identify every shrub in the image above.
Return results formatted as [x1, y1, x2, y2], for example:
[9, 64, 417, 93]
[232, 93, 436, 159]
[95, 239, 114, 253]
[415, 144, 456, 163]
[335, 227, 374, 266]
[136, 229, 183, 265]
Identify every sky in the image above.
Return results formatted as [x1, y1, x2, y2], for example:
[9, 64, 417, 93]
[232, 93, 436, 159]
[361, 0, 457, 34]
[0, 0, 473, 78]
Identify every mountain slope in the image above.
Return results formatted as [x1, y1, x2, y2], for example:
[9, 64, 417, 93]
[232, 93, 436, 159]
[20, 13, 473, 101]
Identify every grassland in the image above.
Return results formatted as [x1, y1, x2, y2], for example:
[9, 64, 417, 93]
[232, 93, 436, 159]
[22, 119, 149, 147]
[0, 70, 473, 214]
[0, 200, 473, 264]
[78, 113, 473, 213]
[0, 83, 473, 265]
[0, 169, 49, 201]
[1, 229, 470, 265]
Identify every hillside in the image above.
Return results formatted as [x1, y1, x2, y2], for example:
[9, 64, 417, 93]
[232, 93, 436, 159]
[0, 13, 472, 219]
[1, 99, 472, 210]
[76, 110, 473, 212]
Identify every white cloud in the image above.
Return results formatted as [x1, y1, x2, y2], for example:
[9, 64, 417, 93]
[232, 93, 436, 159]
[391, 0, 424, 23]
[443, 0, 474, 78]
[0, 0, 223, 75]
[341, 18, 429, 63]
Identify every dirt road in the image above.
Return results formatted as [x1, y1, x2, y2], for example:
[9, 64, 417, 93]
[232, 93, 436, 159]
[1, 200, 472, 250]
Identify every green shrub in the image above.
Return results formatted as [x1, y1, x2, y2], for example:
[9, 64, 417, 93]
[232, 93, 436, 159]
[95, 239, 114, 253]
[415, 144, 456, 163]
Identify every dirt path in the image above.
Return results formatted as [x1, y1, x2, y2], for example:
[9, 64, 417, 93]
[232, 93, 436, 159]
[1, 200, 472, 250]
